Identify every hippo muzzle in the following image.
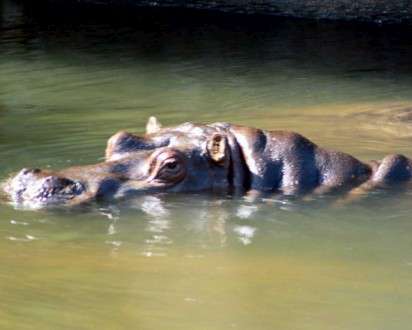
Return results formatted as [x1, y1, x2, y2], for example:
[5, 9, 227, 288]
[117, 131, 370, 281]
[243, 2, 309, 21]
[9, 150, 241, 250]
[4, 168, 85, 208]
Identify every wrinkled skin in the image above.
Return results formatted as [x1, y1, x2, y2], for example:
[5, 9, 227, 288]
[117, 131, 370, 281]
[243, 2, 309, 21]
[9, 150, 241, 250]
[3, 117, 412, 208]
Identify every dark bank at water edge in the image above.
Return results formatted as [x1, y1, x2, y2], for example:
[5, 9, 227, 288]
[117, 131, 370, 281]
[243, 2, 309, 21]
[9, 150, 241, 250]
[25, 0, 412, 24]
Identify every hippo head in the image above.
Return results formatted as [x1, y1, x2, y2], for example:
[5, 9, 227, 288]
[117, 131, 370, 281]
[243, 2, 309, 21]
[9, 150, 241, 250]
[3, 117, 249, 208]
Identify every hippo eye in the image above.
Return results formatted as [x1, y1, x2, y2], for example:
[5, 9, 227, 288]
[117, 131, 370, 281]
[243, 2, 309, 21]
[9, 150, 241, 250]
[166, 161, 177, 169]
[161, 159, 182, 173]
[153, 155, 186, 182]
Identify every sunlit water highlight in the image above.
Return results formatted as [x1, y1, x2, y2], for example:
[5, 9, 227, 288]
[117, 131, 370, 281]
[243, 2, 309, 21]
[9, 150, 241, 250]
[1, 1, 412, 329]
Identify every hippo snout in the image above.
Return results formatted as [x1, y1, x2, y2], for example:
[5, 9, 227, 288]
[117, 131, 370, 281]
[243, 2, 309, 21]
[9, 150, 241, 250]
[5, 168, 85, 208]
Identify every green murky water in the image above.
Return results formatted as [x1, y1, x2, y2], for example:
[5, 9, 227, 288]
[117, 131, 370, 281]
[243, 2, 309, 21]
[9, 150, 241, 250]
[1, 1, 412, 329]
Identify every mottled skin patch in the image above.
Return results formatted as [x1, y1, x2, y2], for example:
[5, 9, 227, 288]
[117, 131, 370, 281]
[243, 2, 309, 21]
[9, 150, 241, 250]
[3, 119, 412, 209]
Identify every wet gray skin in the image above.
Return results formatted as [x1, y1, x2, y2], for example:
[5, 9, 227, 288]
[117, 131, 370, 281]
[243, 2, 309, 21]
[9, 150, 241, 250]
[3, 117, 412, 209]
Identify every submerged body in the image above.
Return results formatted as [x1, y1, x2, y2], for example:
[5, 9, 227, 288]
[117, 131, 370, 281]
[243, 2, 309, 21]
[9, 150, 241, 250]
[3, 118, 412, 208]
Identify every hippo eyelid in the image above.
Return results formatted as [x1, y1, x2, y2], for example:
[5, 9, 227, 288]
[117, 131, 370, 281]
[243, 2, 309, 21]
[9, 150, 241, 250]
[159, 152, 183, 166]
[156, 149, 182, 162]
[159, 155, 182, 166]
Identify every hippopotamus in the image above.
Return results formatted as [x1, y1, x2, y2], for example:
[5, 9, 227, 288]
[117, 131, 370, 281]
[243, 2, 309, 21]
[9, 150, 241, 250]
[2, 117, 412, 208]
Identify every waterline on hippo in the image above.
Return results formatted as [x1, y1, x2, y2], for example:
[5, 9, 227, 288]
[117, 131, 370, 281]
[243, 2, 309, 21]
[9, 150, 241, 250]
[2, 117, 412, 209]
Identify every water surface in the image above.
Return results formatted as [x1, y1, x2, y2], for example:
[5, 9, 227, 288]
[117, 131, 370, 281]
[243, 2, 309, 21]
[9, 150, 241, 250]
[1, 2, 412, 329]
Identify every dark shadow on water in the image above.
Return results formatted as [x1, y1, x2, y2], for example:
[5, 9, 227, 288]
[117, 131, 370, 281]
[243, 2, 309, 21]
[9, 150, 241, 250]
[1, 0, 412, 77]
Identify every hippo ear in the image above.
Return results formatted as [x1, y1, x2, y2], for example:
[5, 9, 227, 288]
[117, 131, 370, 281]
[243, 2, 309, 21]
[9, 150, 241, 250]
[207, 133, 228, 165]
[146, 116, 162, 134]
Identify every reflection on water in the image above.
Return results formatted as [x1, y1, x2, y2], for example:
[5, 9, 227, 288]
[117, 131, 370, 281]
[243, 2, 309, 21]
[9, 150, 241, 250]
[1, 1, 412, 329]
[1, 194, 412, 330]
